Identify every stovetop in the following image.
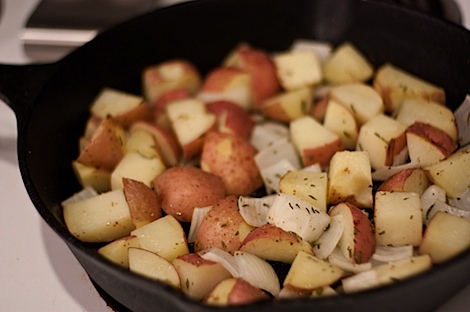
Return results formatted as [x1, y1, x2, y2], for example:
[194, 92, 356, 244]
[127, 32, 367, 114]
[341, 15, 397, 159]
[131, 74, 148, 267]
[0, 0, 469, 311]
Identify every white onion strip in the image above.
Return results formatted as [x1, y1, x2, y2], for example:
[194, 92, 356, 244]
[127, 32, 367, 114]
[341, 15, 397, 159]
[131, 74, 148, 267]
[234, 251, 280, 297]
[254, 137, 301, 170]
[250, 122, 289, 151]
[421, 185, 447, 224]
[372, 245, 414, 263]
[430, 200, 470, 221]
[454, 94, 470, 146]
[328, 248, 372, 274]
[61, 187, 98, 206]
[371, 161, 418, 181]
[448, 187, 470, 211]
[267, 193, 330, 243]
[313, 214, 344, 259]
[198, 247, 239, 276]
[238, 195, 276, 227]
[187, 206, 212, 243]
[342, 269, 379, 294]
[199, 248, 280, 297]
[258, 159, 296, 194]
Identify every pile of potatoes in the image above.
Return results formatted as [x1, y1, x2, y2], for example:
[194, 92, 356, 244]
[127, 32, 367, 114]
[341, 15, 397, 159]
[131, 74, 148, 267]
[62, 40, 470, 306]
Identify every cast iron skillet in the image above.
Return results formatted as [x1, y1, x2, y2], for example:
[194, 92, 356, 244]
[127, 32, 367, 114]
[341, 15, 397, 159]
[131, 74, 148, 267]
[0, 0, 469, 311]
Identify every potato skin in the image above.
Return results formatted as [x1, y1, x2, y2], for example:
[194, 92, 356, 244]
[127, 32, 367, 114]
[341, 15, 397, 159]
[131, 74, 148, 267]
[194, 195, 252, 254]
[153, 166, 225, 222]
[201, 131, 263, 196]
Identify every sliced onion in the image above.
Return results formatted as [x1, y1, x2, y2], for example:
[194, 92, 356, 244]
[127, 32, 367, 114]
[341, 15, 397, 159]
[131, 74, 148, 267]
[328, 248, 372, 274]
[234, 251, 280, 297]
[199, 247, 239, 276]
[250, 121, 289, 151]
[267, 193, 330, 243]
[421, 185, 447, 224]
[342, 269, 379, 294]
[454, 94, 470, 147]
[255, 137, 301, 170]
[187, 206, 212, 243]
[238, 195, 276, 227]
[289, 39, 332, 64]
[199, 248, 280, 297]
[430, 200, 470, 221]
[448, 187, 470, 211]
[372, 245, 414, 263]
[371, 161, 418, 181]
[313, 214, 344, 259]
[301, 163, 322, 173]
[61, 187, 98, 206]
[258, 159, 297, 194]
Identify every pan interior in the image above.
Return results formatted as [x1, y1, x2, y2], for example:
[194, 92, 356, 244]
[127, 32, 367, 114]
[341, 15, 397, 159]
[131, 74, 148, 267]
[18, 0, 470, 311]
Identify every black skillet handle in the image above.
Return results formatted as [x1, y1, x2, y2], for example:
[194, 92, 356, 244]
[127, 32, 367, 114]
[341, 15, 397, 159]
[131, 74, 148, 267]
[0, 62, 59, 130]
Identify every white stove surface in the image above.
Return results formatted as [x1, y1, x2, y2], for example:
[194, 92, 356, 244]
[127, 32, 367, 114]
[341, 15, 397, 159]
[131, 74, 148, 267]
[0, 0, 469, 311]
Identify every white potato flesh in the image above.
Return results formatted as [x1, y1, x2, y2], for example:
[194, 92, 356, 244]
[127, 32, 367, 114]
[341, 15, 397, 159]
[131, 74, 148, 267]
[374, 191, 422, 247]
[90, 87, 143, 118]
[128, 247, 181, 289]
[63, 189, 134, 242]
[111, 152, 166, 190]
[131, 215, 189, 262]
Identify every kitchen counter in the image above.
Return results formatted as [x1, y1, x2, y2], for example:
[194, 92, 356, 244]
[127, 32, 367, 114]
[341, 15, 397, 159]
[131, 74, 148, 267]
[1, 0, 469, 311]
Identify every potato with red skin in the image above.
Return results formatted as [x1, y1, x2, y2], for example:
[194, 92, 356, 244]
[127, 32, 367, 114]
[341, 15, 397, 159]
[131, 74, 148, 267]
[153, 167, 225, 223]
[224, 43, 281, 109]
[112, 102, 154, 128]
[123, 178, 162, 229]
[204, 278, 270, 306]
[201, 131, 263, 196]
[194, 195, 253, 254]
[76, 117, 126, 171]
[173, 253, 232, 300]
[239, 223, 313, 263]
[377, 168, 430, 195]
[197, 67, 252, 110]
[329, 202, 376, 264]
[152, 88, 191, 128]
[206, 100, 254, 140]
[406, 122, 458, 167]
[142, 59, 201, 105]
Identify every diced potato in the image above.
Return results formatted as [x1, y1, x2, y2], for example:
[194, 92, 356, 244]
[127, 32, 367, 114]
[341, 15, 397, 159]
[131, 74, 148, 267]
[284, 251, 344, 290]
[279, 170, 328, 212]
[131, 215, 189, 262]
[374, 191, 422, 247]
[424, 148, 470, 198]
[328, 150, 373, 208]
[419, 211, 470, 264]
[63, 189, 134, 242]
[323, 43, 374, 85]
[111, 152, 166, 190]
[373, 63, 445, 113]
[98, 235, 140, 268]
[274, 50, 322, 90]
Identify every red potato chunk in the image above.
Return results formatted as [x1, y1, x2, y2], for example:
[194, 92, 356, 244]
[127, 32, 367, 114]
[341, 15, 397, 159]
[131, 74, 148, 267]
[201, 131, 263, 196]
[153, 166, 225, 223]
[194, 195, 253, 254]
[123, 178, 162, 229]
[76, 118, 126, 171]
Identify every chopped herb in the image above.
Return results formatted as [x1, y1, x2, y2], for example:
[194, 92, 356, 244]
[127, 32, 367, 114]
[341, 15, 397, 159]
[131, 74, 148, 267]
[374, 132, 388, 144]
